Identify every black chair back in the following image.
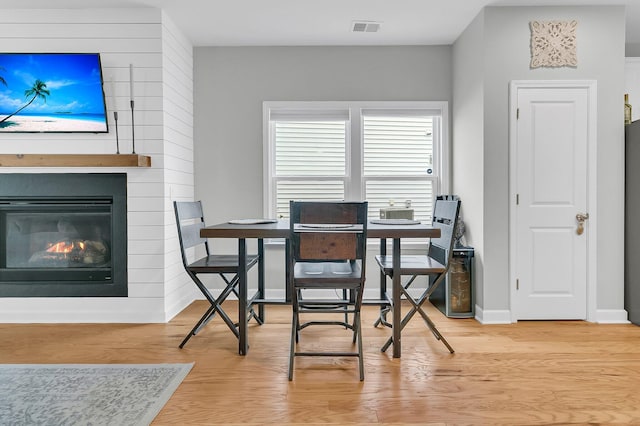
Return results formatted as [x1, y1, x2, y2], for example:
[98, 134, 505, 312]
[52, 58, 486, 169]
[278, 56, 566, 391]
[428, 195, 461, 266]
[290, 201, 368, 263]
[174, 201, 209, 268]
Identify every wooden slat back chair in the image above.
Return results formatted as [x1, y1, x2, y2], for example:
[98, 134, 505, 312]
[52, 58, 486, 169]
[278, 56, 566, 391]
[374, 195, 461, 353]
[288, 200, 368, 381]
[173, 201, 260, 348]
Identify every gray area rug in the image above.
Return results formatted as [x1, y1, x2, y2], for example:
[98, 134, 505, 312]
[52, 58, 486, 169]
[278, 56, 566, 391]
[0, 363, 194, 426]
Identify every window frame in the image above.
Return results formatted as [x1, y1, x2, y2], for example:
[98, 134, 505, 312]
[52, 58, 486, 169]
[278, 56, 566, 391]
[263, 100, 450, 223]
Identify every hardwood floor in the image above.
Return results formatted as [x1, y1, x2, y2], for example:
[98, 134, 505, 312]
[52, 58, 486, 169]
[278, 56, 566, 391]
[1, 301, 639, 425]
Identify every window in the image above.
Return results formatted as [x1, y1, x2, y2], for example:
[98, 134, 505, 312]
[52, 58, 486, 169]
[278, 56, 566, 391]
[263, 102, 449, 222]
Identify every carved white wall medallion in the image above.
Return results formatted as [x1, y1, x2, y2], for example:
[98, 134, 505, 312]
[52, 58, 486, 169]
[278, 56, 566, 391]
[530, 20, 577, 68]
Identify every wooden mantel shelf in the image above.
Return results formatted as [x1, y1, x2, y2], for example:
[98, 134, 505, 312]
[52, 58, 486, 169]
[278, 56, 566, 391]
[0, 154, 151, 168]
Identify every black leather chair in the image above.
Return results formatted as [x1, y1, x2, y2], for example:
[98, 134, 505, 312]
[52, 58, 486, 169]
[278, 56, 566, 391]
[288, 200, 368, 380]
[374, 195, 461, 353]
[174, 201, 260, 348]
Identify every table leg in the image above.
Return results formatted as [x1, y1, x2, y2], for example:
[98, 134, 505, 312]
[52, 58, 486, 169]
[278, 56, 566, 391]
[285, 238, 292, 303]
[238, 238, 248, 355]
[258, 238, 265, 322]
[379, 238, 387, 303]
[373, 238, 391, 329]
[392, 237, 402, 358]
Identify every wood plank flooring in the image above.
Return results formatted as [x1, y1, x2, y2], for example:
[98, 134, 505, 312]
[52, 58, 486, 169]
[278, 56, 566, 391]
[1, 301, 639, 425]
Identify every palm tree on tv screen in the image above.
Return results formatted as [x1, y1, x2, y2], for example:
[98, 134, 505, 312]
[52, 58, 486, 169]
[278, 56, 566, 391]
[0, 79, 50, 124]
[0, 66, 6, 86]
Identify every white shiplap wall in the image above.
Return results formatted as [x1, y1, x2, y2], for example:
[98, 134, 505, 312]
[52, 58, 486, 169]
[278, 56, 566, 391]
[0, 8, 196, 322]
[160, 11, 198, 319]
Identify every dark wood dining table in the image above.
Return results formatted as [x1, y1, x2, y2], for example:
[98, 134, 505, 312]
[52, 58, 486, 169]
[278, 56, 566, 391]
[200, 219, 440, 358]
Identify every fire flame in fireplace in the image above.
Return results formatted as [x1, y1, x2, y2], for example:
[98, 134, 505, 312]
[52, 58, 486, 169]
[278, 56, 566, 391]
[46, 240, 86, 254]
[29, 238, 109, 267]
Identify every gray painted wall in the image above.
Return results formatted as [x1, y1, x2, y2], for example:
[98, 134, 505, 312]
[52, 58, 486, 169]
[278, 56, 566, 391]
[194, 46, 451, 221]
[453, 6, 626, 320]
[193, 46, 452, 292]
[627, 43, 640, 57]
[452, 11, 486, 308]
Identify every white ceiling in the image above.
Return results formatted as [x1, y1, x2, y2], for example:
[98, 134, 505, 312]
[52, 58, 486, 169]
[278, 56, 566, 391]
[0, 0, 638, 47]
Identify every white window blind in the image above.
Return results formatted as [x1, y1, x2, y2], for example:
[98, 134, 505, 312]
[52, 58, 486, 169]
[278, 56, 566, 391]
[264, 101, 447, 223]
[363, 114, 436, 222]
[273, 119, 347, 218]
[275, 121, 346, 177]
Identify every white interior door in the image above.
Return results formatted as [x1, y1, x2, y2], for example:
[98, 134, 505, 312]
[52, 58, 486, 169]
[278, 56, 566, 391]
[510, 81, 595, 320]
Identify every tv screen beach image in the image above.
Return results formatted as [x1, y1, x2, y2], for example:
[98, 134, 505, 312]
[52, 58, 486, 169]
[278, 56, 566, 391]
[0, 53, 108, 133]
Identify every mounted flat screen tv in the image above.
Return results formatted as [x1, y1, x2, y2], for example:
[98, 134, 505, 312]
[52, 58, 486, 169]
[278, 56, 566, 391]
[0, 53, 108, 133]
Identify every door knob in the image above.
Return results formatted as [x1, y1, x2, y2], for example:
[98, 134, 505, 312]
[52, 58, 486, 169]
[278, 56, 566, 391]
[576, 213, 589, 235]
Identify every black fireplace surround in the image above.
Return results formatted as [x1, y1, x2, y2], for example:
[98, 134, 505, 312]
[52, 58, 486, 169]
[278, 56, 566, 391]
[0, 173, 127, 297]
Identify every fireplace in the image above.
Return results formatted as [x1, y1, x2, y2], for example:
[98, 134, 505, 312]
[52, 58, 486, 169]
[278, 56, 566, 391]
[0, 173, 127, 297]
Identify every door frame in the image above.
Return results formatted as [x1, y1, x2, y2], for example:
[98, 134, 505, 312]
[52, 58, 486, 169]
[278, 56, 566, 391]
[508, 80, 598, 322]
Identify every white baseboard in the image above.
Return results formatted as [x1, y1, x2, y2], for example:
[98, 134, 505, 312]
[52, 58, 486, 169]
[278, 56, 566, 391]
[472, 306, 630, 324]
[164, 289, 199, 322]
[0, 298, 169, 323]
[594, 309, 630, 324]
[474, 306, 513, 324]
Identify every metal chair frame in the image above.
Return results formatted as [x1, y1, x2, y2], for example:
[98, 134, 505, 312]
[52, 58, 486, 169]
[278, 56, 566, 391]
[174, 201, 261, 348]
[374, 195, 461, 354]
[288, 200, 368, 381]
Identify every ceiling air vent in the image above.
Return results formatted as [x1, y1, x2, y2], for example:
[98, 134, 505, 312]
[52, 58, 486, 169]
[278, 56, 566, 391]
[352, 21, 381, 33]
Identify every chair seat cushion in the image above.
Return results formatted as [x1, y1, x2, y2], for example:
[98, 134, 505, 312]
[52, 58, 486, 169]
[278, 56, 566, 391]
[188, 254, 259, 273]
[375, 254, 445, 276]
[293, 261, 362, 287]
